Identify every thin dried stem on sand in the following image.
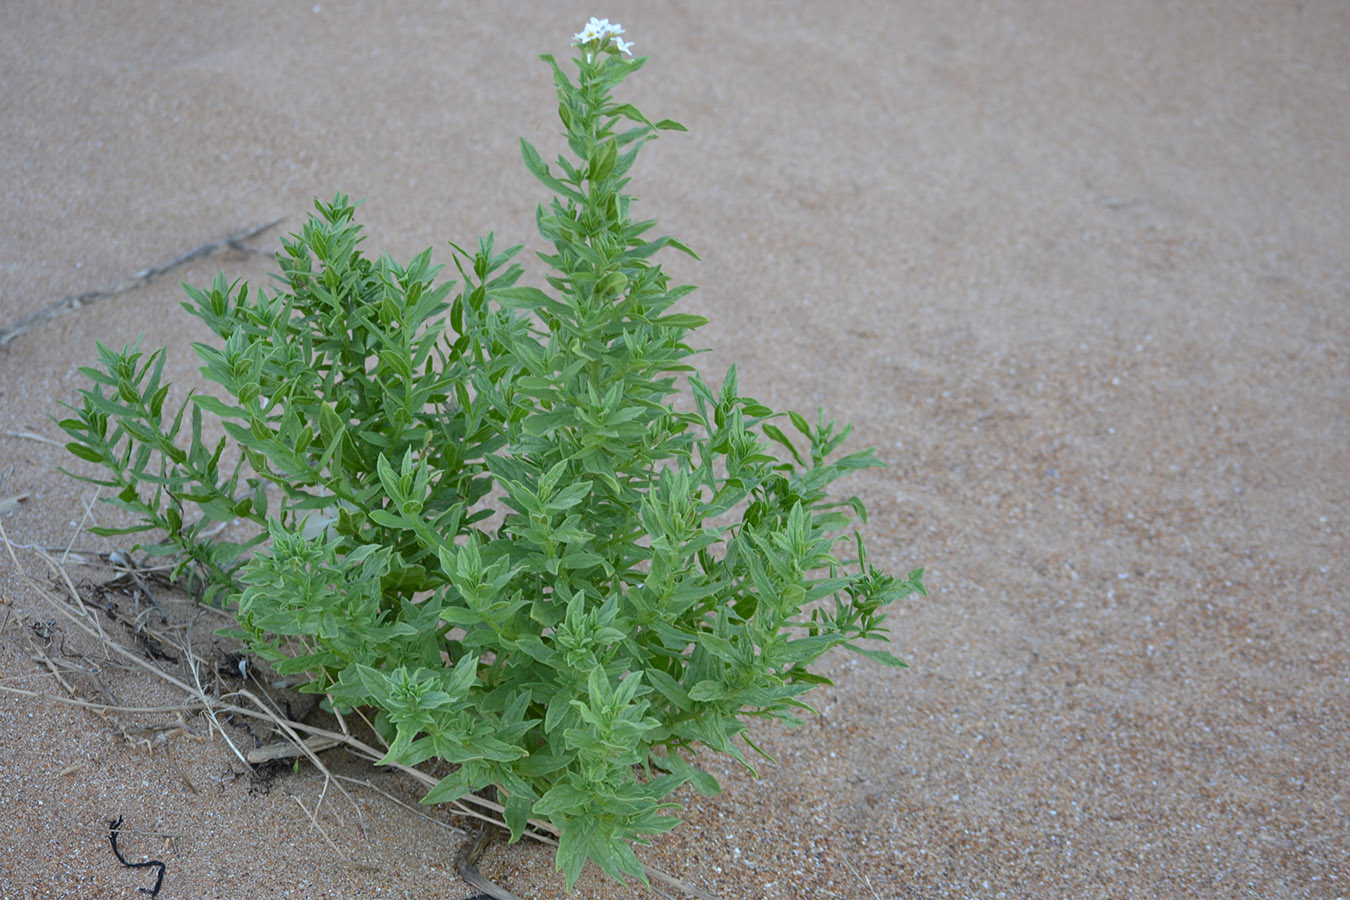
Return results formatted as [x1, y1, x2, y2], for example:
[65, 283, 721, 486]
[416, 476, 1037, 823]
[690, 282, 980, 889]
[246, 734, 343, 764]
[291, 793, 380, 873]
[0, 218, 284, 349]
[840, 853, 884, 900]
[331, 773, 466, 837]
[21, 623, 83, 698]
[4, 430, 63, 447]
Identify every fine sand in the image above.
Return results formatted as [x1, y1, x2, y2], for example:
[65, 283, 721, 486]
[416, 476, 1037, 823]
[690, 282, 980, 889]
[2, 2, 1347, 898]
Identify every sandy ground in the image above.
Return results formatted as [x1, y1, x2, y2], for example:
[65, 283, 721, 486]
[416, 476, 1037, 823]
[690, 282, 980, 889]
[2, 2, 1348, 898]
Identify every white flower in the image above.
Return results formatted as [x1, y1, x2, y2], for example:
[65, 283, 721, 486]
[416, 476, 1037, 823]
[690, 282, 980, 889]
[572, 16, 628, 48]
[573, 21, 601, 43]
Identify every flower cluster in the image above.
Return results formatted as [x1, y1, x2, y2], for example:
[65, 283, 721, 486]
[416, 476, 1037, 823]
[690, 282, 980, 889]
[572, 16, 633, 55]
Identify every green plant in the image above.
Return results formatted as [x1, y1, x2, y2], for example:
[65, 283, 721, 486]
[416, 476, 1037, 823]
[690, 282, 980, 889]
[59, 18, 925, 889]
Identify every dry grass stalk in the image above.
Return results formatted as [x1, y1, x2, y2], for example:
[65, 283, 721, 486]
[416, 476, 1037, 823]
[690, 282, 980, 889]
[246, 734, 343, 764]
[841, 853, 884, 900]
[4, 430, 63, 447]
[0, 218, 283, 349]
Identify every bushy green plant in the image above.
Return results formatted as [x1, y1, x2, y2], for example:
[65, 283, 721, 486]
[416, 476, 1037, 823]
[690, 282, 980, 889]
[60, 18, 924, 888]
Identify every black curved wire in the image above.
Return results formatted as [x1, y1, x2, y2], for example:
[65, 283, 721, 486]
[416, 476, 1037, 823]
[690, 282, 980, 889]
[107, 816, 166, 897]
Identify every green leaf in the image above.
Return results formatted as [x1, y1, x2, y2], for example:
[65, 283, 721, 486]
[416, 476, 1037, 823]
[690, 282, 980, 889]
[88, 523, 155, 537]
[688, 680, 732, 702]
[656, 751, 722, 796]
[590, 139, 618, 183]
[643, 668, 690, 711]
[652, 313, 707, 329]
[844, 643, 908, 667]
[607, 102, 653, 127]
[520, 138, 586, 204]
[761, 423, 805, 466]
[367, 508, 406, 529]
[421, 772, 472, 805]
[504, 790, 533, 842]
[64, 442, 106, 464]
[548, 480, 593, 511]
[494, 285, 574, 319]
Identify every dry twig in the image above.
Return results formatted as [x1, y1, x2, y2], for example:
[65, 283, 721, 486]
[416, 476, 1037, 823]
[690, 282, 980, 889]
[4, 430, 63, 447]
[0, 218, 283, 349]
